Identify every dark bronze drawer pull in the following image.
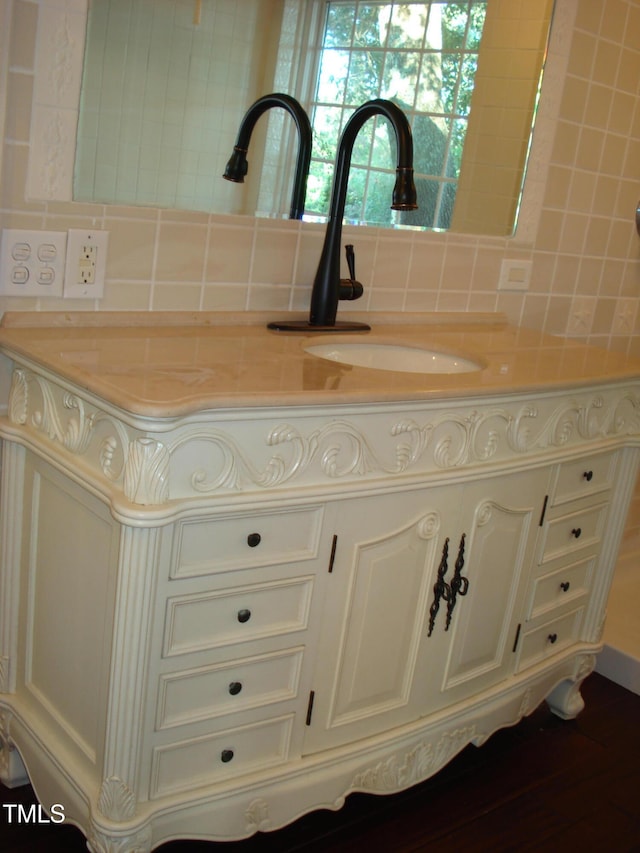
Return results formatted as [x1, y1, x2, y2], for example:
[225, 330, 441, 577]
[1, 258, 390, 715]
[547, 633, 558, 644]
[560, 581, 571, 592]
[221, 749, 234, 763]
[571, 527, 582, 539]
[583, 470, 593, 481]
[228, 681, 243, 695]
[247, 532, 262, 547]
[237, 609, 252, 623]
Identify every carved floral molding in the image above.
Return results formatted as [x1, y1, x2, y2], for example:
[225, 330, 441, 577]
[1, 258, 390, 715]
[6, 368, 640, 506]
[351, 725, 477, 793]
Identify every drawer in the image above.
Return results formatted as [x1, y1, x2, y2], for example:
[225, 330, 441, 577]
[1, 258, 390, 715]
[150, 713, 294, 798]
[156, 647, 304, 730]
[539, 502, 607, 564]
[170, 506, 323, 579]
[516, 609, 583, 672]
[527, 557, 593, 619]
[552, 452, 615, 506]
[163, 576, 314, 657]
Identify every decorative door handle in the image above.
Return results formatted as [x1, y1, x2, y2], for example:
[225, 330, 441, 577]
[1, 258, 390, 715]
[445, 533, 469, 631]
[427, 538, 450, 637]
[636, 200, 640, 237]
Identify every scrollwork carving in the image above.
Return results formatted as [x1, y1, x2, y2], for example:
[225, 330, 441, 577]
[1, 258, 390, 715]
[351, 726, 476, 793]
[88, 824, 151, 853]
[169, 390, 640, 496]
[7, 367, 141, 496]
[245, 798, 271, 834]
[417, 512, 440, 540]
[476, 501, 493, 526]
[7, 366, 640, 503]
[123, 439, 170, 505]
[97, 776, 137, 821]
[575, 654, 596, 683]
[8, 369, 28, 424]
[315, 421, 378, 478]
[390, 418, 429, 470]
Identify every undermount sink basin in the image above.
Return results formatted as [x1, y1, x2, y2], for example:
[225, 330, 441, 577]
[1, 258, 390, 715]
[304, 342, 483, 374]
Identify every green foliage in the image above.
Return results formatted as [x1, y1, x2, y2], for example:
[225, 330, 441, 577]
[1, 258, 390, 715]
[308, 1, 487, 229]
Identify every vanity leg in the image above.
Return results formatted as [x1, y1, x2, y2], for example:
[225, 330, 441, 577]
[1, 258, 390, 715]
[546, 677, 587, 720]
[547, 655, 596, 720]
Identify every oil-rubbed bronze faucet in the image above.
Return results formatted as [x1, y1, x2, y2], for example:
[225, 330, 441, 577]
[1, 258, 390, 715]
[223, 93, 312, 221]
[269, 99, 417, 332]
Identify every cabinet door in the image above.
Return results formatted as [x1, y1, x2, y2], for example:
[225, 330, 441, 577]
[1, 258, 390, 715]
[303, 488, 453, 754]
[418, 468, 549, 714]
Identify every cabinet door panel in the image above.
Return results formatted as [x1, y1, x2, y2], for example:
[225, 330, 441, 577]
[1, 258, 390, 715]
[304, 495, 445, 754]
[332, 520, 435, 721]
[441, 497, 534, 687]
[420, 468, 549, 713]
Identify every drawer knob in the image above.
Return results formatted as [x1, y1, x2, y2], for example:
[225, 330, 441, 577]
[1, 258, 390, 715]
[221, 749, 234, 763]
[237, 608, 252, 623]
[548, 632, 558, 644]
[571, 527, 582, 539]
[583, 470, 593, 481]
[228, 681, 243, 696]
[247, 532, 262, 548]
[560, 581, 571, 592]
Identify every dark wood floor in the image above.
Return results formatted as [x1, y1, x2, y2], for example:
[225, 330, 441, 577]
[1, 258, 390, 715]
[2, 673, 639, 852]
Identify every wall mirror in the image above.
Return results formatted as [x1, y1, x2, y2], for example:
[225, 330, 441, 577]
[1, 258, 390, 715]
[70, 0, 554, 236]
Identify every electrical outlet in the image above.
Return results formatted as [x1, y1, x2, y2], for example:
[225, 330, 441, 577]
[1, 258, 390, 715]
[0, 229, 67, 297]
[64, 229, 108, 299]
[79, 244, 98, 284]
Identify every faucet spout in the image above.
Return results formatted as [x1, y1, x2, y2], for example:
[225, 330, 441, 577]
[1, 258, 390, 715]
[223, 93, 312, 221]
[268, 99, 417, 333]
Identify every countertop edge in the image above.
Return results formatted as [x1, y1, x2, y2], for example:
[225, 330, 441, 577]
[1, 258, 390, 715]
[0, 310, 509, 330]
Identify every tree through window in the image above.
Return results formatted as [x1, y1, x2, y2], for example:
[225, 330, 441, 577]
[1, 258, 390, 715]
[305, 1, 487, 229]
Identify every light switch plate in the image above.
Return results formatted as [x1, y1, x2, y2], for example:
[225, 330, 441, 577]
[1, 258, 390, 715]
[498, 259, 531, 291]
[0, 229, 67, 297]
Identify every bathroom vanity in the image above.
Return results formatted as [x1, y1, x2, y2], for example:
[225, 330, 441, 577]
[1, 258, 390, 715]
[0, 311, 638, 852]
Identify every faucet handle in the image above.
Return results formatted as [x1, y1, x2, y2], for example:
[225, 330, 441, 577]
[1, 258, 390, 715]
[345, 244, 356, 280]
[339, 244, 363, 301]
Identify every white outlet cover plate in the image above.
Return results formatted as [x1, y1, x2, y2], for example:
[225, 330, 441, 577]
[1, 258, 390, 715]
[64, 229, 109, 299]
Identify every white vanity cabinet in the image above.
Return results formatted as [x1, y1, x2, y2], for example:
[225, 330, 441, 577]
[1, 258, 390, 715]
[0, 318, 639, 852]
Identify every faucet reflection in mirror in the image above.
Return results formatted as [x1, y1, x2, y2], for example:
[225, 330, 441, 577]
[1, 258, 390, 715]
[223, 93, 312, 221]
[268, 99, 418, 333]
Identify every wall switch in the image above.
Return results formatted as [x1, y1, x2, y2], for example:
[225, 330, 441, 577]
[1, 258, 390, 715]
[64, 229, 108, 299]
[498, 259, 531, 291]
[0, 229, 67, 297]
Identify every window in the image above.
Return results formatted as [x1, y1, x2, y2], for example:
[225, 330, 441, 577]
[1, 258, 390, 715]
[304, 1, 487, 229]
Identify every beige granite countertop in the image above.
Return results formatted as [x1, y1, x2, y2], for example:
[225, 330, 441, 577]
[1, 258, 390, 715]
[0, 311, 638, 418]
